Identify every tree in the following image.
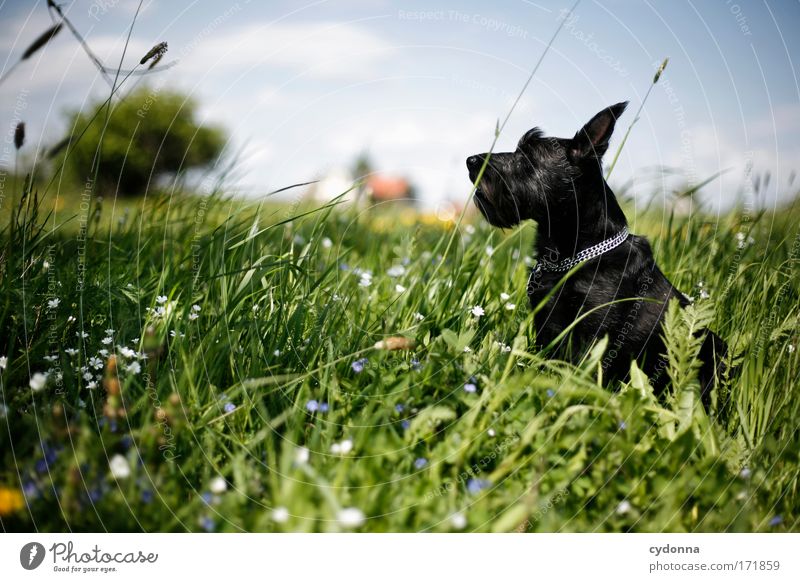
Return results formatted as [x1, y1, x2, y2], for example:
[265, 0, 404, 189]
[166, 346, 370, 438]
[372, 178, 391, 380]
[61, 86, 226, 196]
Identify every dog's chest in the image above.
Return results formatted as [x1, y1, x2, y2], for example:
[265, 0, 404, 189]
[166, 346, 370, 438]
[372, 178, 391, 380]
[527, 267, 628, 343]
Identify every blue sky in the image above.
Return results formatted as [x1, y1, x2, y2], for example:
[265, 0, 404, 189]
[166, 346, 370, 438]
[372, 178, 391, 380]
[1, 0, 798, 211]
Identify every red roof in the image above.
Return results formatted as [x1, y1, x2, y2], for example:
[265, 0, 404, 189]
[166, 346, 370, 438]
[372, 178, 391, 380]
[367, 175, 410, 200]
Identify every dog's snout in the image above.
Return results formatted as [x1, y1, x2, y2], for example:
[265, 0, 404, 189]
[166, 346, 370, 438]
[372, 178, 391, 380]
[466, 155, 481, 171]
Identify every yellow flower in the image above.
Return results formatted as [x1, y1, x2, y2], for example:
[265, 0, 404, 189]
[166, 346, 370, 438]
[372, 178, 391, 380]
[0, 487, 24, 516]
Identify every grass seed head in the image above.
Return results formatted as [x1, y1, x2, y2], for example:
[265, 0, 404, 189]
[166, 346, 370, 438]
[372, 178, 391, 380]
[374, 336, 416, 351]
[13, 122, 25, 150]
[140, 41, 168, 66]
[653, 57, 669, 84]
[21, 23, 63, 60]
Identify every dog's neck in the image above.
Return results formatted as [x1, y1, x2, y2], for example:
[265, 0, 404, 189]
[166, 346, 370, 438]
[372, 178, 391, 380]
[534, 175, 628, 263]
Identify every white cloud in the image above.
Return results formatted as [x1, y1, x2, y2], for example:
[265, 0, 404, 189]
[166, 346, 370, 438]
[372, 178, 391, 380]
[179, 21, 393, 81]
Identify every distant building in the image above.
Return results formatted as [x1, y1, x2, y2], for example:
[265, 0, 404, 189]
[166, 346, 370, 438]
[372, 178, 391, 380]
[304, 168, 355, 203]
[305, 169, 417, 208]
[366, 174, 416, 206]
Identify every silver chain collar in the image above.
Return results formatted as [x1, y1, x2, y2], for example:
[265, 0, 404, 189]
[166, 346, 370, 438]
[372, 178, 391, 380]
[529, 227, 630, 285]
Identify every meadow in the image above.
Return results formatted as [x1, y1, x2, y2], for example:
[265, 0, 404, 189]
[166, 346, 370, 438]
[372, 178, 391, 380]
[0, 176, 798, 533]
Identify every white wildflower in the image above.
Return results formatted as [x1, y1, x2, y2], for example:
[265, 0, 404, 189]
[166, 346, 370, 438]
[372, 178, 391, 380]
[118, 346, 136, 358]
[156, 295, 168, 304]
[29, 372, 48, 392]
[395, 284, 407, 293]
[89, 356, 103, 369]
[337, 507, 365, 528]
[209, 476, 228, 494]
[494, 342, 511, 353]
[321, 237, 333, 249]
[47, 298, 60, 310]
[330, 439, 354, 455]
[500, 292, 510, 301]
[109, 454, 131, 479]
[505, 303, 516, 310]
[0, 356, 6, 369]
[413, 312, 425, 321]
[126, 361, 141, 375]
[470, 305, 485, 318]
[295, 447, 310, 465]
[616, 500, 632, 515]
[65, 348, 78, 357]
[272, 506, 290, 523]
[450, 512, 467, 530]
[387, 265, 405, 277]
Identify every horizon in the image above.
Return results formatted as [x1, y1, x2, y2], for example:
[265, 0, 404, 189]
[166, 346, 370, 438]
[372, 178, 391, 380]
[1, 0, 798, 213]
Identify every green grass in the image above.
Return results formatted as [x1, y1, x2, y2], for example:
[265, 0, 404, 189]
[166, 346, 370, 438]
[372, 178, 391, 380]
[1, 184, 798, 532]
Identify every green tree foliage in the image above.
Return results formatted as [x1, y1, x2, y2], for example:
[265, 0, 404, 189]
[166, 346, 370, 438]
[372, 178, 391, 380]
[62, 87, 226, 196]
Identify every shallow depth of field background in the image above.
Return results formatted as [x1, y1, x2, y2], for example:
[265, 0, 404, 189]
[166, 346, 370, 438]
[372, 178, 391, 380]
[0, 1, 798, 532]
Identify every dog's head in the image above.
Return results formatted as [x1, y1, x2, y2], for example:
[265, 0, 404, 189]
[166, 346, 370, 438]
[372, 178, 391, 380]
[466, 102, 628, 228]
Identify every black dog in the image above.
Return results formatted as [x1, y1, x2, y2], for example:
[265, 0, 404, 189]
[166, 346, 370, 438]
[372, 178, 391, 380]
[466, 102, 727, 404]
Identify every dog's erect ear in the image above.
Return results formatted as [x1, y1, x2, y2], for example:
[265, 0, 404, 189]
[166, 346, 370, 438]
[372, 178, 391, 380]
[569, 101, 628, 160]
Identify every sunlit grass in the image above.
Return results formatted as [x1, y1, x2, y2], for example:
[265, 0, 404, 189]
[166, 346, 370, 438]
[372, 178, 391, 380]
[0, 185, 798, 532]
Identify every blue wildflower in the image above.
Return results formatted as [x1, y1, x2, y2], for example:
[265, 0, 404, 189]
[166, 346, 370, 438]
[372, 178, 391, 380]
[121, 435, 133, 450]
[200, 516, 215, 532]
[306, 400, 319, 413]
[35, 459, 49, 474]
[42, 444, 58, 464]
[319, 402, 329, 413]
[202, 492, 213, 505]
[22, 480, 38, 499]
[395, 404, 405, 413]
[618, 421, 627, 430]
[546, 389, 555, 398]
[414, 458, 428, 470]
[141, 490, 153, 504]
[223, 402, 236, 413]
[769, 515, 783, 527]
[352, 358, 368, 373]
[463, 383, 477, 394]
[88, 487, 103, 503]
[339, 263, 349, 271]
[401, 420, 410, 430]
[467, 478, 492, 495]
[410, 358, 422, 371]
